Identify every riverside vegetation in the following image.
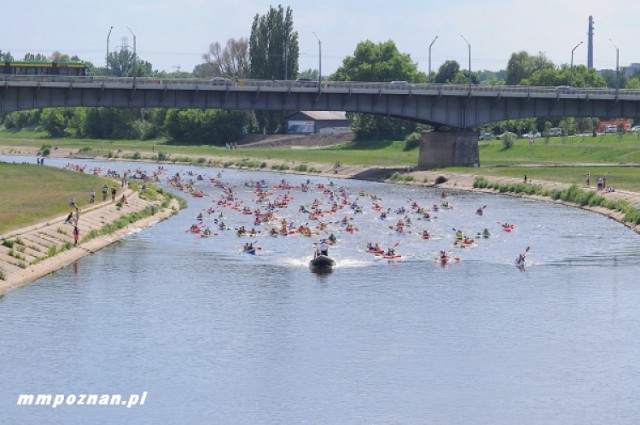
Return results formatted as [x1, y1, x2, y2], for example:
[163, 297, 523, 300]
[1, 130, 639, 229]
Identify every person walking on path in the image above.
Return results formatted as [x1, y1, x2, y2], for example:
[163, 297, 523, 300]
[111, 186, 117, 202]
[586, 173, 591, 187]
[89, 188, 96, 204]
[73, 225, 80, 246]
[102, 184, 108, 201]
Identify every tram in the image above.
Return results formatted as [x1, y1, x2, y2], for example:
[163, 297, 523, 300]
[1, 60, 90, 77]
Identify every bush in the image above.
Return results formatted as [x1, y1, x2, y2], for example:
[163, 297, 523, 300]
[404, 132, 422, 151]
[501, 134, 514, 149]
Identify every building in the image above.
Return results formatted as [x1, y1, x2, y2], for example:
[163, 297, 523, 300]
[625, 63, 640, 78]
[285, 111, 350, 134]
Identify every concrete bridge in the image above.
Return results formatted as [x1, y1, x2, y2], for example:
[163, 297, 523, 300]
[2, 76, 640, 168]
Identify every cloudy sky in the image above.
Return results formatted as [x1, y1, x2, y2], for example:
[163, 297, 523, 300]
[1, 0, 637, 76]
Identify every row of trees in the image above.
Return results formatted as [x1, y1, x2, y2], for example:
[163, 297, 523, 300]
[2, 5, 640, 142]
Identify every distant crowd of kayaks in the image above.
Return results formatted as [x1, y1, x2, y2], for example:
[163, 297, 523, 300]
[174, 170, 529, 273]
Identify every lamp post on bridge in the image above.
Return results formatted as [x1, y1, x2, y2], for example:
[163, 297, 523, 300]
[428, 35, 438, 83]
[106, 26, 113, 73]
[460, 35, 471, 90]
[312, 31, 321, 88]
[609, 38, 620, 96]
[570, 41, 583, 87]
[127, 26, 137, 87]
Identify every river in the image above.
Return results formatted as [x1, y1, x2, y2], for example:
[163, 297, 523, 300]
[1, 156, 639, 424]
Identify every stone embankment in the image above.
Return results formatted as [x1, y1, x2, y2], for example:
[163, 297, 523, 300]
[0, 189, 179, 295]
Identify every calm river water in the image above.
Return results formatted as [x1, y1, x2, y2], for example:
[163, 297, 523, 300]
[1, 156, 640, 424]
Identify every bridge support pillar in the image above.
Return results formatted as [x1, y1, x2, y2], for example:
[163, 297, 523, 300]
[417, 130, 479, 169]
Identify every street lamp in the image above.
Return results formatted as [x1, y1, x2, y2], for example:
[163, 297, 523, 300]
[312, 31, 321, 87]
[609, 38, 620, 95]
[106, 26, 113, 72]
[460, 35, 471, 89]
[570, 41, 583, 87]
[428, 35, 438, 83]
[127, 26, 137, 86]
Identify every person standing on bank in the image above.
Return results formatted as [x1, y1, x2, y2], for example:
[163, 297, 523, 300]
[73, 225, 80, 246]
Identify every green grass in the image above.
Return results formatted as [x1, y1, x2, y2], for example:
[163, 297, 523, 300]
[0, 163, 115, 234]
[2, 130, 640, 192]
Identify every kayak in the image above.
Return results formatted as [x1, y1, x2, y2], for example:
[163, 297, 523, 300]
[243, 248, 256, 255]
[515, 258, 525, 269]
[381, 254, 401, 259]
[310, 255, 335, 272]
[436, 256, 460, 264]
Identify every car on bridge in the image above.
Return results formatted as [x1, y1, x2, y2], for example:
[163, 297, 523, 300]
[295, 78, 319, 88]
[555, 85, 574, 94]
[210, 76, 231, 85]
[389, 80, 413, 89]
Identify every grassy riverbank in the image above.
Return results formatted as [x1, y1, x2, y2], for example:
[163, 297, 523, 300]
[0, 163, 115, 234]
[1, 130, 640, 193]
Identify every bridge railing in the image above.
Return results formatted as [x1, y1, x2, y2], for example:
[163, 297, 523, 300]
[2, 74, 639, 98]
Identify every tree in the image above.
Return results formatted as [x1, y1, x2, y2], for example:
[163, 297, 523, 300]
[434, 60, 460, 84]
[202, 38, 250, 79]
[163, 109, 246, 144]
[0, 50, 14, 61]
[522, 64, 606, 88]
[332, 40, 426, 139]
[332, 40, 426, 83]
[627, 77, 640, 89]
[249, 5, 299, 132]
[505, 51, 554, 85]
[106, 48, 153, 77]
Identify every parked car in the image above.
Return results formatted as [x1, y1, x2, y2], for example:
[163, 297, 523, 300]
[478, 132, 493, 141]
[604, 125, 618, 133]
[630, 125, 640, 132]
[548, 128, 563, 137]
[523, 131, 542, 138]
[496, 131, 517, 140]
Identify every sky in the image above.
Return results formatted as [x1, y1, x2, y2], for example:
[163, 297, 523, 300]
[1, 0, 638, 77]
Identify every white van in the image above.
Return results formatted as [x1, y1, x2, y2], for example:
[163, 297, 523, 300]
[604, 125, 618, 133]
[548, 128, 563, 137]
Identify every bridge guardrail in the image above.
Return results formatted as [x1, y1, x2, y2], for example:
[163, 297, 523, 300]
[1, 75, 638, 99]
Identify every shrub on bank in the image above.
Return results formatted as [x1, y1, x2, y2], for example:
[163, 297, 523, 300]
[475, 177, 640, 228]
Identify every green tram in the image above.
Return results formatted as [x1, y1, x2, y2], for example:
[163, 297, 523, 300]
[1, 60, 90, 77]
